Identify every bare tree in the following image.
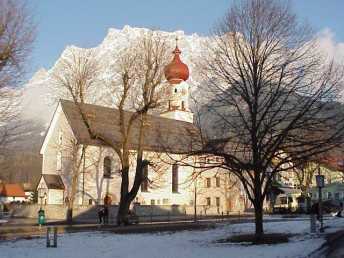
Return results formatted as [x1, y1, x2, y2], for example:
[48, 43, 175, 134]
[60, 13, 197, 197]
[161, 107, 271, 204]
[193, 0, 344, 237]
[0, 0, 35, 155]
[52, 31, 169, 225]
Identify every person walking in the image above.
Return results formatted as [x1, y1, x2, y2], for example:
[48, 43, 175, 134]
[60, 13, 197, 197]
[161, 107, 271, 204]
[98, 207, 104, 224]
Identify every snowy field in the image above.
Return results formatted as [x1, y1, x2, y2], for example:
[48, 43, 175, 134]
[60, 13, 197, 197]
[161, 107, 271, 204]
[1, 218, 344, 258]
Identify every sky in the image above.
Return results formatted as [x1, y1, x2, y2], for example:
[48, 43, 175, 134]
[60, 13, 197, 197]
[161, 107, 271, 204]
[28, 0, 344, 74]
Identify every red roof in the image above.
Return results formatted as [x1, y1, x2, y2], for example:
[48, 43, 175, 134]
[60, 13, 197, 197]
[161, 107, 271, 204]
[0, 184, 26, 197]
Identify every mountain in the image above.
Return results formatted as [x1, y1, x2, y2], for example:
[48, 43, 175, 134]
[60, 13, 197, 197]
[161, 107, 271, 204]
[1, 26, 209, 184]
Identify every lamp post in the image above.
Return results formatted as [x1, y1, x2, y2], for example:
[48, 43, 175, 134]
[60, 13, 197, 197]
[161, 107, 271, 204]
[316, 166, 325, 233]
[266, 167, 273, 213]
[38, 187, 47, 209]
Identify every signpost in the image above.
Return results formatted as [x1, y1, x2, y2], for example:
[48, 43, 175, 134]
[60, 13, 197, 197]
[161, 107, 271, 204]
[46, 227, 58, 248]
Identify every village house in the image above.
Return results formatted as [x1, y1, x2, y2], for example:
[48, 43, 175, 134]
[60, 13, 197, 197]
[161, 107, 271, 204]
[37, 44, 247, 215]
[0, 184, 27, 204]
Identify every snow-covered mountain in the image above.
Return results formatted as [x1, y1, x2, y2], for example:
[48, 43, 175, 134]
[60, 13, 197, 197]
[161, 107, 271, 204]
[21, 26, 208, 131]
[3, 26, 209, 183]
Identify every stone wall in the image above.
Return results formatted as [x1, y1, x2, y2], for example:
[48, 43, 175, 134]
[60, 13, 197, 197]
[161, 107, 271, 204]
[11, 203, 236, 221]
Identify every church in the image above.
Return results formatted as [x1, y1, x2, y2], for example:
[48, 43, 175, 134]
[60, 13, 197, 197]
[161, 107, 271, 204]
[37, 42, 247, 215]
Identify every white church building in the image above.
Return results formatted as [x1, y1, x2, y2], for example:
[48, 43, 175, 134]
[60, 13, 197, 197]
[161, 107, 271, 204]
[37, 44, 247, 214]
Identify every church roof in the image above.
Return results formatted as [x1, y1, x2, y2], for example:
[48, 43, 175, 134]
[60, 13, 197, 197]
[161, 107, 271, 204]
[60, 100, 200, 154]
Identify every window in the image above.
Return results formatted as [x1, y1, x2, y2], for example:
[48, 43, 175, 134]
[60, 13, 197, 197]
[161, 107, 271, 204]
[215, 177, 220, 187]
[151, 199, 155, 205]
[103, 156, 112, 178]
[157, 199, 160, 205]
[174, 88, 177, 93]
[56, 151, 62, 171]
[206, 197, 211, 206]
[216, 197, 220, 207]
[181, 101, 185, 110]
[335, 192, 340, 200]
[172, 164, 179, 193]
[162, 198, 169, 205]
[141, 165, 149, 192]
[206, 178, 211, 188]
[328, 192, 332, 199]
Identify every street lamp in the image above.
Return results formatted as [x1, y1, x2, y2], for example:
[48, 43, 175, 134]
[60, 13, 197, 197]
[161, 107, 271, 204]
[315, 166, 325, 233]
[38, 187, 47, 209]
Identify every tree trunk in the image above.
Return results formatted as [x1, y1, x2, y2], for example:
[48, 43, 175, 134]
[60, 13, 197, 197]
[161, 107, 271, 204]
[117, 196, 131, 225]
[116, 164, 131, 226]
[66, 208, 73, 224]
[254, 200, 264, 238]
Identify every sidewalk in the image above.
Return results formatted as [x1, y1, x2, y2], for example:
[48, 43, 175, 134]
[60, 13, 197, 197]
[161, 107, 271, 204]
[0, 221, 217, 241]
[0, 214, 326, 242]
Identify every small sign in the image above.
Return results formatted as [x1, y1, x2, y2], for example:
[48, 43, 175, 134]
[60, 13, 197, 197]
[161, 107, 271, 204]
[316, 175, 325, 188]
[46, 227, 57, 248]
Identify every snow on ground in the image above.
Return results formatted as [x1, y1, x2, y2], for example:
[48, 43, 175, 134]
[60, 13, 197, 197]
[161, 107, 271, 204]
[1, 218, 344, 258]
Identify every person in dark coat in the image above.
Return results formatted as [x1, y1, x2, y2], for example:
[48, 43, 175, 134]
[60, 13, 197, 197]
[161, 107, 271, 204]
[98, 207, 104, 224]
[103, 206, 109, 224]
[311, 202, 320, 221]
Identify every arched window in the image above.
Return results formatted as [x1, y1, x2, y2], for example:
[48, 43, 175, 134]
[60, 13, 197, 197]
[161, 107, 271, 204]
[181, 101, 185, 110]
[103, 156, 112, 178]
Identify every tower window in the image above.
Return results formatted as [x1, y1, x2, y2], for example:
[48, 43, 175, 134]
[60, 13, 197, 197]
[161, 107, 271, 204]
[215, 177, 220, 187]
[174, 88, 177, 93]
[141, 165, 149, 192]
[206, 178, 211, 188]
[103, 156, 112, 178]
[172, 164, 179, 193]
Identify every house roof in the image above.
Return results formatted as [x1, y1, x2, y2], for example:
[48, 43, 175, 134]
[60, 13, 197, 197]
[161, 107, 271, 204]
[60, 99, 201, 154]
[0, 184, 26, 197]
[42, 174, 65, 190]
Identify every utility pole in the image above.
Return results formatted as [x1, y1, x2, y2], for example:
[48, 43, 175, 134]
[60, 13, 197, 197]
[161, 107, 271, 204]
[194, 179, 197, 222]
[82, 146, 86, 205]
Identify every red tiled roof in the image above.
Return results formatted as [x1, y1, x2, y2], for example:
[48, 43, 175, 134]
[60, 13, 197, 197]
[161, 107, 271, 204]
[0, 184, 26, 197]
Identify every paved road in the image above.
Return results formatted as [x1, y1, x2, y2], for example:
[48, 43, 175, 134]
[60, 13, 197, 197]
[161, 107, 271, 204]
[326, 233, 344, 258]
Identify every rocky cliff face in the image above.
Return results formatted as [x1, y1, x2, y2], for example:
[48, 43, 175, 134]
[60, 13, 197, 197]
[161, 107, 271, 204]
[3, 26, 209, 184]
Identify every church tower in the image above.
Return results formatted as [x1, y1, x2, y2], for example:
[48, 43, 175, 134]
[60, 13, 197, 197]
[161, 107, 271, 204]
[160, 40, 193, 123]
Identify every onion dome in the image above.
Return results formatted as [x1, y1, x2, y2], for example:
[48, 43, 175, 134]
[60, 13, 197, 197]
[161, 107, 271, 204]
[164, 44, 189, 84]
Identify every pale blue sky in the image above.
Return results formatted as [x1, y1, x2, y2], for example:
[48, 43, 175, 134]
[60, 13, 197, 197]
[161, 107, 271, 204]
[29, 0, 344, 73]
